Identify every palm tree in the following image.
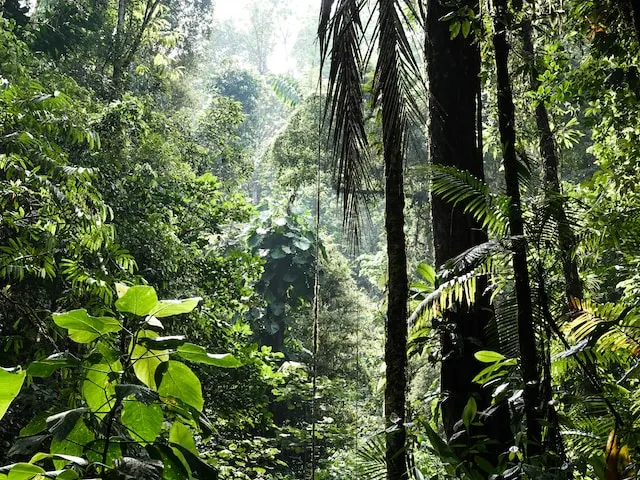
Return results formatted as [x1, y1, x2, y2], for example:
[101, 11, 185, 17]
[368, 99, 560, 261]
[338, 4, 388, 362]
[319, 1, 422, 478]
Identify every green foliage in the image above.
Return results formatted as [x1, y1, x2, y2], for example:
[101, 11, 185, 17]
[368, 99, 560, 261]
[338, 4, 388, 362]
[1, 284, 240, 478]
[247, 209, 319, 351]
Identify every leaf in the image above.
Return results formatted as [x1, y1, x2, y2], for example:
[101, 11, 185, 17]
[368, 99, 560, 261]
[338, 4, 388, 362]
[169, 422, 197, 454]
[83, 363, 120, 420]
[115, 285, 158, 316]
[416, 263, 436, 285]
[6, 463, 45, 480]
[19, 412, 49, 437]
[115, 384, 158, 404]
[461, 397, 477, 429]
[84, 439, 122, 465]
[171, 444, 217, 479]
[449, 20, 461, 39]
[461, 19, 471, 38]
[55, 471, 79, 480]
[27, 353, 79, 377]
[7, 435, 50, 458]
[474, 350, 506, 363]
[149, 298, 202, 318]
[28, 453, 87, 467]
[158, 361, 204, 412]
[46, 409, 88, 440]
[121, 400, 163, 444]
[146, 317, 164, 329]
[146, 445, 190, 480]
[137, 336, 187, 350]
[113, 457, 162, 479]
[176, 344, 242, 368]
[131, 330, 169, 390]
[293, 238, 311, 251]
[53, 310, 122, 343]
[0, 367, 26, 420]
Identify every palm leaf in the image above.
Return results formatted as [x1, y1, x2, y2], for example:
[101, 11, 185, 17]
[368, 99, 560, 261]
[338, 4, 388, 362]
[318, 0, 372, 236]
[430, 165, 511, 237]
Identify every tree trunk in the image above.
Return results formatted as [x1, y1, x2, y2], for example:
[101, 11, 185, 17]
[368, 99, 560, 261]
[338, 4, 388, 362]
[492, 0, 541, 454]
[629, 0, 640, 40]
[426, 0, 512, 463]
[521, 20, 582, 304]
[379, 0, 408, 477]
[112, 0, 128, 94]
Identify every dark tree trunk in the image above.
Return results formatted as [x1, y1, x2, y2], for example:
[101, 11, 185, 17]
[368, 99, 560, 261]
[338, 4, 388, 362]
[426, 0, 512, 463]
[629, 0, 640, 40]
[380, 0, 409, 475]
[492, 0, 541, 454]
[521, 20, 582, 304]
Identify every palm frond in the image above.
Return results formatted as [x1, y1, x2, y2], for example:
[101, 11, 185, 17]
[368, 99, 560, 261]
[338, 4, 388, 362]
[430, 165, 510, 237]
[373, 0, 425, 149]
[356, 432, 424, 480]
[563, 298, 640, 356]
[318, 0, 372, 236]
[408, 240, 511, 346]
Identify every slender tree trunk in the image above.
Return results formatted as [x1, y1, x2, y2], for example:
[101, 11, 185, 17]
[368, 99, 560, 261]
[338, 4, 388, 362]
[426, 0, 512, 463]
[112, 0, 128, 94]
[379, 0, 408, 477]
[629, 0, 640, 40]
[492, 0, 541, 454]
[521, 20, 582, 303]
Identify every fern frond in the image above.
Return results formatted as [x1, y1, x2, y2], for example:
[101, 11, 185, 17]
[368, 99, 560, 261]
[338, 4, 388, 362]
[408, 240, 511, 344]
[430, 165, 510, 237]
[564, 298, 640, 356]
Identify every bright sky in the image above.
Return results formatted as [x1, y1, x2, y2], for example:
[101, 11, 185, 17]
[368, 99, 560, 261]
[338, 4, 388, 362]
[213, 0, 316, 75]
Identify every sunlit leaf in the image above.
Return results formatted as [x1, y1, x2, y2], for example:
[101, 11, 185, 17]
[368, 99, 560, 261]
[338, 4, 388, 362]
[53, 310, 121, 343]
[0, 367, 26, 421]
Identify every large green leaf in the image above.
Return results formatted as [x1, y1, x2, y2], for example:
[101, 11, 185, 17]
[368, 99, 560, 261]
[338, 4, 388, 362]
[0, 367, 26, 420]
[85, 438, 122, 465]
[82, 363, 120, 420]
[47, 409, 88, 440]
[121, 400, 163, 444]
[158, 361, 204, 412]
[131, 331, 169, 390]
[176, 344, 242, 368]
[50, 418, 94, 470]
[27, 353, 80, 377]
[53, 310, 122, 343]
[148, 298, 202, 318]
[6, 463, 45, 480]
[28, 453, 87, 467]
[169, 422, 197, 454]
[115, 285, 158, 316]
[146, 445, 190, 480]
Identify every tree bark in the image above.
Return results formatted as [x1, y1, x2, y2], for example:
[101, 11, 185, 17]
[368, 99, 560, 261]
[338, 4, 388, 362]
[426, 0, 512, 463]
[492, 0, 541, 454]
[380, 0, 409, 475]
[629, 0, 640, 41]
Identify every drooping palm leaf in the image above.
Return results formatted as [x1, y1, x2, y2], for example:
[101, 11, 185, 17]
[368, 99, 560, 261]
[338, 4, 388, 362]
[318, 0, 371, 236]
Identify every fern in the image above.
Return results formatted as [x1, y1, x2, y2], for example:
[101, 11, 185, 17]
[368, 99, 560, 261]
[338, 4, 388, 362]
[430, 165, 511, 237]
